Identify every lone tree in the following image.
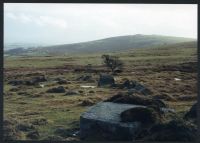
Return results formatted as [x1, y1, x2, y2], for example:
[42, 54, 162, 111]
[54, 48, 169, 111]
[101, 54, 123, 74]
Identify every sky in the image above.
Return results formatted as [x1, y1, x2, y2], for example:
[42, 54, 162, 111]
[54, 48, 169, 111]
[4, 3, 197, 46]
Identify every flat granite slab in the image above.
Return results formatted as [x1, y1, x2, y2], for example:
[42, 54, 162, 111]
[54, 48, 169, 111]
[80, 102, 144, 141]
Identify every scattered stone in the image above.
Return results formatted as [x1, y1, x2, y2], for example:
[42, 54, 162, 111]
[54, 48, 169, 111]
[26, 130, 39, 139]
[56, 78, 70, 84]
[47, 86, 66, 93]
[113, 68, 123, 74]
[122, 80, 137, 89]
[184, 102, 197, 119]
[80, 99, 95, 106]
[79, 90, 84, 94]
[16, 123, 35, 132]
[113, 80, 151, 96]
[140, 119, 197, 141]
[80, 85, 96, 88]
[32, 75, 47, 83]
[89, 90, 95, 93]
[98, 74, 115, 87]
[25, 75, 47, 86]
[8, 80, 24, 86]
[174, 78, 181, 81]
[25, 81, 35, 86]
[128, 81, 152, 96]
[80, 102, 142, 140]
[36, 84, 45, 88]
[161, 108, 176, 114]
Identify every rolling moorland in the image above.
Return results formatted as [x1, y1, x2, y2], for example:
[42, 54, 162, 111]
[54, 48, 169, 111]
[5, 34, 195, 56]
[3, 35, 198, 141]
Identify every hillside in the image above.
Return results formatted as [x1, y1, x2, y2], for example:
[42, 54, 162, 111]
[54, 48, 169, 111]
[4, 34, 196, 56]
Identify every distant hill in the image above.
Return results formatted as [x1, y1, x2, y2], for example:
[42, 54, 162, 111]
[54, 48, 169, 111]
[4, 34, 196, 56]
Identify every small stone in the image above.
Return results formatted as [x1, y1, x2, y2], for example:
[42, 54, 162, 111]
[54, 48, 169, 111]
[47, 86, 66, 93]
[98, 74, 115, 87]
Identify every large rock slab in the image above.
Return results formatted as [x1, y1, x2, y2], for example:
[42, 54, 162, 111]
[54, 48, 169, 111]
[80, 102, 143, 141]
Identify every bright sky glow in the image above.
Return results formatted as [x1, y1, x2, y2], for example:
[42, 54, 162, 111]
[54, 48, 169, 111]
[4, 3, 197, 45]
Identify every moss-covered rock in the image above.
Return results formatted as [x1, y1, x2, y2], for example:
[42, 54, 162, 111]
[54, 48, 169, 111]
[105, 93, 167, 108]
[120, 106, 161, 125]
[138, 119, 197, 141]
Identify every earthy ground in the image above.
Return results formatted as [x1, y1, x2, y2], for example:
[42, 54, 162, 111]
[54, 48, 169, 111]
[3, 43, 197, 140]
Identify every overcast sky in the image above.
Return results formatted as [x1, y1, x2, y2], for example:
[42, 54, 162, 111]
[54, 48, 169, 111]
[4, 3, 197, 45]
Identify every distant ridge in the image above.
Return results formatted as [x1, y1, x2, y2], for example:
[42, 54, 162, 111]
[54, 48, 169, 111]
[5, 34, 196, 56]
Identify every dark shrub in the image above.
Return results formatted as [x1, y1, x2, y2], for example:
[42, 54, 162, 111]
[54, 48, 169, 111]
[101, 54, 123, 74]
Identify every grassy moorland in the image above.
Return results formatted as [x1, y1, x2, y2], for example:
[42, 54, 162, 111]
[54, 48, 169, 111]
[3, 41, 197, 140]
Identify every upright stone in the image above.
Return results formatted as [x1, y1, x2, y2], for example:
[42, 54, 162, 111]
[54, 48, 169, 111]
[98, 74, 115, 87]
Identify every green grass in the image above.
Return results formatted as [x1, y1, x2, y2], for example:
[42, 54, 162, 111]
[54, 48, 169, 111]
[4, 41, 197, 140]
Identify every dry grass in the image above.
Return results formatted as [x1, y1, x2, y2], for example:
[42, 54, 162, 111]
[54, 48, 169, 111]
[4, 44, 197, 140]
